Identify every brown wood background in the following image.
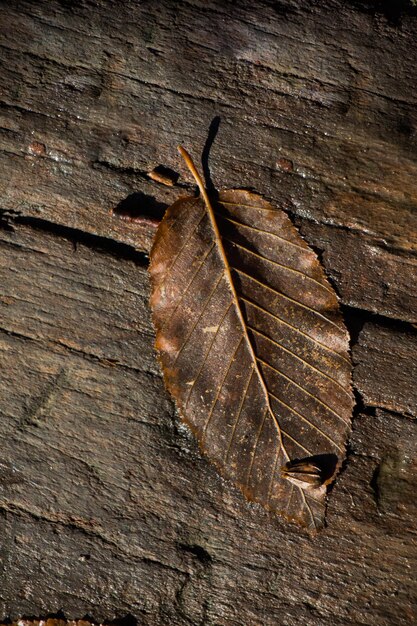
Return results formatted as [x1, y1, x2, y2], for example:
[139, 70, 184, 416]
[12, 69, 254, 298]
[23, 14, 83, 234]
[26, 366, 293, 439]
[0, 0, 416, 624]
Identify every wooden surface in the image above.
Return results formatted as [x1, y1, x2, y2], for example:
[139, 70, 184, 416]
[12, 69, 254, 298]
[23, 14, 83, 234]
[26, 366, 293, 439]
[0, 0, 416, 624]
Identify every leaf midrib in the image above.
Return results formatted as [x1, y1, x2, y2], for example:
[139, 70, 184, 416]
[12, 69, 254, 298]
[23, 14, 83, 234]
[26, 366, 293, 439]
[178, 148, 286, 450]
[177, 147, 321, 529]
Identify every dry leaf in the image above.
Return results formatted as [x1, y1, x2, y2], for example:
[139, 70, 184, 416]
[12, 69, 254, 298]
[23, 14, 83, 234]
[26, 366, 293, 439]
[149, 146, 354, 530]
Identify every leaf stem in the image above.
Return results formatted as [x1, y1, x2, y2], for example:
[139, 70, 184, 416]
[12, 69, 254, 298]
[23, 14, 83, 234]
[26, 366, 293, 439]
[178, 145, 212, 208]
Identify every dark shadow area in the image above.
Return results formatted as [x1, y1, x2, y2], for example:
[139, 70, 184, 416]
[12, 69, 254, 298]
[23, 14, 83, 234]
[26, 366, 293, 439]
[0, 209, 19, 232]
[178, 542, 213, 566]
[270, 1, 298, 18]
[343, 304, 417, 349]
[202, 115, 221, 197]
[341, 305, 368, 349]
[0, 217, 14, 233]
[348, 0, 417, 24]
[351, 386, 371, 418]
[148, 164, 180, 186]
[108, 614, 138, 626]
[4, 214, 149, 266]
[113, 191, 168, 223]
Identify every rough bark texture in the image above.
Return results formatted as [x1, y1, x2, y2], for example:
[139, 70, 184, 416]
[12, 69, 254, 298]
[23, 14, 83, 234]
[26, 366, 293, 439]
[0, 0, 416, 624]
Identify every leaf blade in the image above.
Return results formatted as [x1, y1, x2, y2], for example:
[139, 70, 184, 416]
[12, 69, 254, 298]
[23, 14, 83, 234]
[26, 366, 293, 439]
[149, 156, 354, 531]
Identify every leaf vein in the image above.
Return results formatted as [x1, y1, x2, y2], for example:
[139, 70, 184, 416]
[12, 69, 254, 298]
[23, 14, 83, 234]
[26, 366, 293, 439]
[224, 368, 254, 463]
[235, 269, 345, 334]
[258, 357, 349, 426]
[159, 241, 216, 333]
[184, 300, 234, 412]
[285, 483, 294, 514]
[161, 204, 207, 281]
[266, 444, 282, 506]
[171, 272, 224, 367]
[224, 236, 335, 296]
[247, 325, 351, 397]
[279, 426, 313, 456]
[269, 391, 343, 451]
[239, 295, 350, 366]
[245, 408, 268, 488]
[220, 200, 280, 213]
[299, 489, 317, 529]
[214, 211, 307, 252]
[203, 336, 244, 438]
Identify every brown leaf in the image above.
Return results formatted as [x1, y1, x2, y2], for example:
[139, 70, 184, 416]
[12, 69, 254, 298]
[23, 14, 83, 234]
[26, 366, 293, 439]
[149, 147, 354, 530]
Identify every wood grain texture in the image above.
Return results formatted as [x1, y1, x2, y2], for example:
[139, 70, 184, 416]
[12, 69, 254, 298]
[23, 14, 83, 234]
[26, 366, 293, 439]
[0, 221, 416, 625]
[1, 0, 417, 319]
[353, 320, 417, 419]
[299, 222, 417, 324]
[0, 0, 416, 623]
